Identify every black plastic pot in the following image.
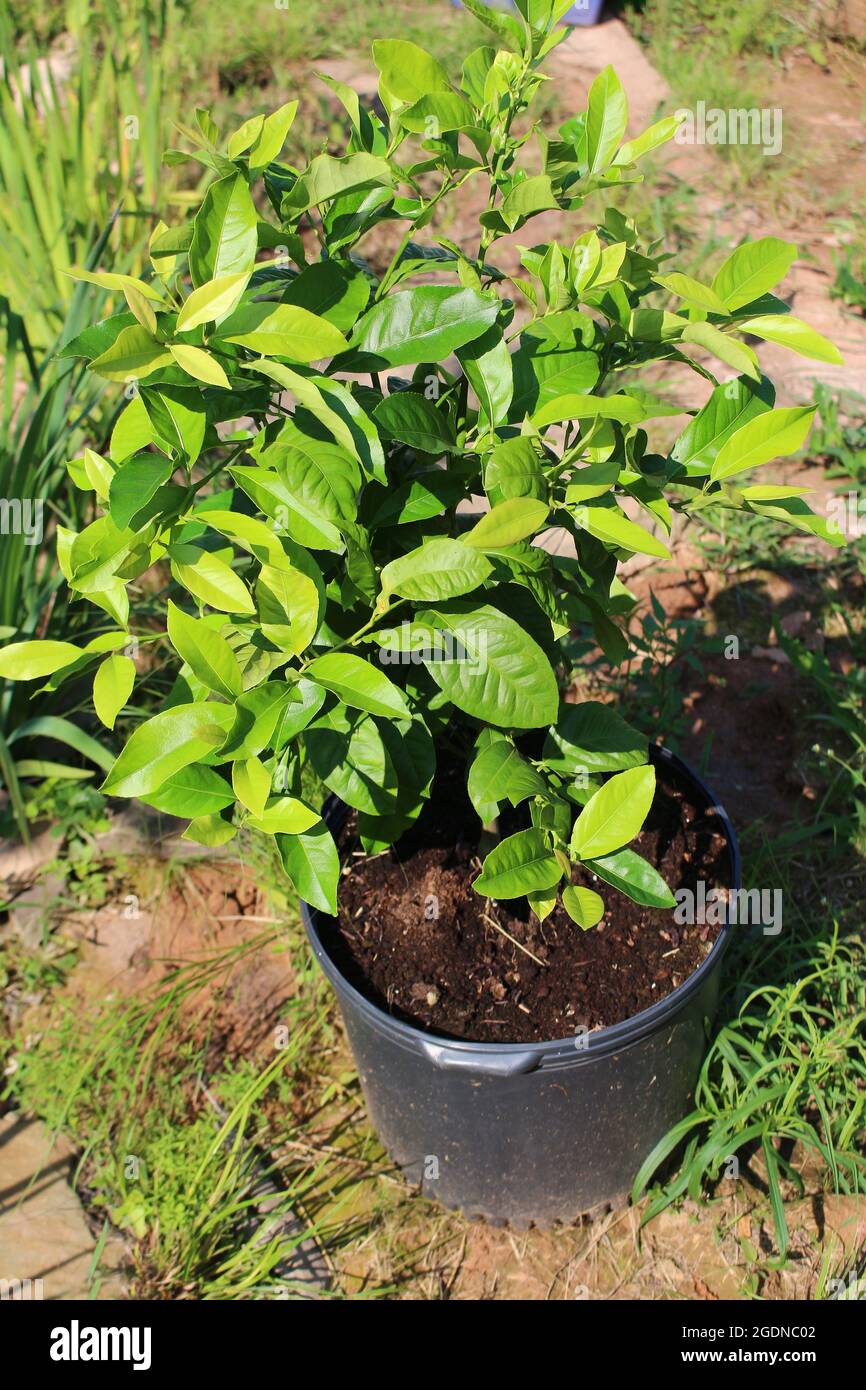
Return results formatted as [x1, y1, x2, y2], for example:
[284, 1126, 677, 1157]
[301, 745, 740, 1227]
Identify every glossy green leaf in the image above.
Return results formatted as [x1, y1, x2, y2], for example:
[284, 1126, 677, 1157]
[467, 740, 547, 819]
[735, 314, 843, 365]
[570, 765, 656, 860]
[170, 546, 256, 614]
[463, 498, 549, 548]
[108, 454, 173, 530]
[575, 504, 670, 558]
[168, 344, 231, 388]
[710, 406, 816, 482]
[543, 701, 647, 774]
[372, 39, 451, 101]
[279, 823, 340, 913]
[349, 286, 499, 368]
[562, 885, 605, 930]
[188, 173, 257, 287]
[89, 326, 173, 382]
[671, 375, 774, 473]
[681, 321, 759, 381]
[167, 601, 243, 699]
[0, 640, 82, 681]
[473, 827, 563, 899]
[585, 846, 676, 908]
[176, 271, 250, 331]
[711, 237, 797, 312]
[417, 601, 559, 729]
[306, 652, 410, 719]
[232, 755, 272, 817]
[218, 302, 348, 360]
[373, 393, 456, 454]
[586, 66, 628, 172]
[101, 703, 233, 798]
[139, 765, 235, 818]
[93, 654, 136, 731]
[380, 537, 492, 601]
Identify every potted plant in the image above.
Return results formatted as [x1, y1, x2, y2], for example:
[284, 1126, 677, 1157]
[0, 0, 842, 1225]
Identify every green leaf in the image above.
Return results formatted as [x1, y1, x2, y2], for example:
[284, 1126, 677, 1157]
[532, 393, 646, 427]
[169, 344, 231, 388]
[306, 652, 410, 719]
[247, 100, 298, 171]
[220, 681, 298, 759]
[232, 755, 271, 817]
[167, 600, 243, 699]
[671, 375, 774, 473]
[655, 272, 729, 315]
[108, 454, 173, 530]
[468, 740, 547, 819]
[562, 885, 605, 930]
[380, 537, 492, 601]
[281, 152, 393, 214]
[570, 765, 656, 860]
[0, 640, 82, 681]
[711, 237, 797, 312]
[710, 405, 816, 482]
[543, 701, 647, 774]
[64, 267, 164, 302]
[575, 504, 670, 558]
[373, 393, 456, 454]
[473, 827, 563, 899]
[680, 321, 759, 381]
[140, 385, 207, 465]
[110, 395, 160, 462]
[93, 654, 136, 731]
[188, 173, 258, 287]
[89, 326, 173, 382]
[735, 314, 843, 365]
[279, 823, 340, 914]
[246, 798, 321, 835]
[463, 498, 549, 548]
[218, 302, 348, 360]
[372, 39, 451, 101]
[400, 90, 475, 134]
[183, 814, 237, 847]
[280, 261, 370, 333]
[586, 66, 628, 173]
[176, 271, 250, 331]
[256, 562, 320, 655]
[584, 846, 675, 908]
[229, 464, 343, 553]
[417, 601, 559, 729]
[139, 765, 235, 818]
[170, 546, 256, 614]
[101, 703, 233, 798]
[349, 286, 499, 368]
[457, 326, 514, 427]
[613, 114, 682, 165]
[483, 436, 545, 503]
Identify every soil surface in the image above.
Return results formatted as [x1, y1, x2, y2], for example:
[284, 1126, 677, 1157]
[325, 759, 731, 1043]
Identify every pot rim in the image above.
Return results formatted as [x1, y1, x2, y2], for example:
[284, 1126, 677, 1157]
[302, 743, 741, 1061]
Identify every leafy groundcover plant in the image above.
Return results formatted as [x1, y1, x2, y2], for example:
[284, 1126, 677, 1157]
[0, 1, 843, 937]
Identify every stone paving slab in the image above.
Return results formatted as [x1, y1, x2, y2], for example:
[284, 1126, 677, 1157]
[0, 1113, 127, 1301]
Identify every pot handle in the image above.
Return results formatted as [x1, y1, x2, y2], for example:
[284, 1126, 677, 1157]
[419, 1041, 540, 1076]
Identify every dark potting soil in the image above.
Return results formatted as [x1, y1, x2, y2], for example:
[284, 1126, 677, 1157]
[324, 758, 731, 1044]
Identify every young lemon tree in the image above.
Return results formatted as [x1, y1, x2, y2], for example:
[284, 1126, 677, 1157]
[0, 1, 842, 927]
